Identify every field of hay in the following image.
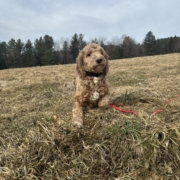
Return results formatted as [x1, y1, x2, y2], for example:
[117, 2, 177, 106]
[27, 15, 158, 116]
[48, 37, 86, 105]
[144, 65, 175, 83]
[0, 53, 180, 180]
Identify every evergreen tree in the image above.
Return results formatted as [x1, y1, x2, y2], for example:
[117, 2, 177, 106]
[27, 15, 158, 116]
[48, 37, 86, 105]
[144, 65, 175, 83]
[69, 33, 79, 62]
[121, 36, 136, 58]
[42, 35, 54, 65]
[143, 31, 156, 55]
[34, 35, 55, 66]
[23, 39, 35, 67]
[7, 39, 16, 68]
[78, 34, 86, 49]
[69, 33, 86, 62]
[169, 37, 173, 53]
[106, 43, 120, 60]
[62, 41, 72, 64]
[6, 39, 24, 68]
[15, 39, 24, 67]
[173, 36, 180, 52]
[0, 42, 8, 69]
[34, 37, 44, 66]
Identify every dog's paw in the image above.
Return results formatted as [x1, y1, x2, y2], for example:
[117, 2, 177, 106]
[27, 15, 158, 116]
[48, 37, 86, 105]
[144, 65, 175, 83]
[99, 105, 110, 110]
[98, 95, 110, 108]
[72, 121, 83, 128]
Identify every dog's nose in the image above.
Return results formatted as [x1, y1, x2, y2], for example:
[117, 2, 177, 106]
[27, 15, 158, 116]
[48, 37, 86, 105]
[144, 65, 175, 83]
[96, 59, 102, 64]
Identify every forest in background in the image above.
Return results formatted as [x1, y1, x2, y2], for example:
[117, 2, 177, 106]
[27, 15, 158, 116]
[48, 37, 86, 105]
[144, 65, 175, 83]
[0, 31, 180, 70]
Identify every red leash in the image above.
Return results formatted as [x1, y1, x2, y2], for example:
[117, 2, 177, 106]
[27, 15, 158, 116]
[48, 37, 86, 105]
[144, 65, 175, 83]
[151, 94, 180, 115]
[110, 94, 180, 115]
[110, 104, 139, 115]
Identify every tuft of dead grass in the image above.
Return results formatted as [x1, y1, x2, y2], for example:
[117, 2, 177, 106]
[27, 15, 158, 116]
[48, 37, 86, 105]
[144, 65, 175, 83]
[0, 54, 180, 179]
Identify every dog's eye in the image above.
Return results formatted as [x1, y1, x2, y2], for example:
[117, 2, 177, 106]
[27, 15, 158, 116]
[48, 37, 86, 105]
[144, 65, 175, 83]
[87, 53, 91, 57]
[100, 50, 104, 55]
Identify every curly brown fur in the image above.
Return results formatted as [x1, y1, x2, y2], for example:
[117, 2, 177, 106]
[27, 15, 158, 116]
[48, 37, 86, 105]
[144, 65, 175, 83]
[72, 43, 110, 128]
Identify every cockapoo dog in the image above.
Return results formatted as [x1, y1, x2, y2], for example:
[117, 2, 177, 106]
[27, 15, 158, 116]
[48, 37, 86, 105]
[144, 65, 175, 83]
[72, 43, 110, 128]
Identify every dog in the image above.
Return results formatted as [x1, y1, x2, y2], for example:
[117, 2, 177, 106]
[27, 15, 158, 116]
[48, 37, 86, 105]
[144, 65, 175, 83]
[72, 43, 110, 128]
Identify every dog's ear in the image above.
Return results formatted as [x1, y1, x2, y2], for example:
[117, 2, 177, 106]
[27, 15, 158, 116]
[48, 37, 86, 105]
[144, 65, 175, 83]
[103, 53, 109, 76]
[76, 51, 86, 79]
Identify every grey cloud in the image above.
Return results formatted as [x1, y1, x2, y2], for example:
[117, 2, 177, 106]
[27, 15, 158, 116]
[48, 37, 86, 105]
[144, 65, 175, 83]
[0, 0, 179, 43]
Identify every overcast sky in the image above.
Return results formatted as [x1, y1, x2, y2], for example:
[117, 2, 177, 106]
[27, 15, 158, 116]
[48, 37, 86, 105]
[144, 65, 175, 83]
[0, 0, 179, 44]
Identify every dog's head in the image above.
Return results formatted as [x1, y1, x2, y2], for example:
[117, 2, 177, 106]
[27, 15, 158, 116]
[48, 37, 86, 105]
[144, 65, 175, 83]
[76, 43, 109, 79]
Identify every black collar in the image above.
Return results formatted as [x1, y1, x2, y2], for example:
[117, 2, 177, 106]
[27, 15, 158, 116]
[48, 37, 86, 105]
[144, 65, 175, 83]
[85, 71, 103, 77]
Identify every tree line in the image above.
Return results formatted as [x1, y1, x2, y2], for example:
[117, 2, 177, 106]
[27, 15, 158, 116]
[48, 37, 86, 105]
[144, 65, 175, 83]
[0, 31, 180, 70]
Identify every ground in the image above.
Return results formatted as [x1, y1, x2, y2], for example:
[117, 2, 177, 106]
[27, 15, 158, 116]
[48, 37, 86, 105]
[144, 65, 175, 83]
[0, 54, 180, 179]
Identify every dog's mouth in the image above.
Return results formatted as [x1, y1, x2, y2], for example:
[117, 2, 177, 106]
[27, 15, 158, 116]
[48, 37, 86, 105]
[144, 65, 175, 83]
[95, 64, 103, 68]
[93, 63, 105, 72]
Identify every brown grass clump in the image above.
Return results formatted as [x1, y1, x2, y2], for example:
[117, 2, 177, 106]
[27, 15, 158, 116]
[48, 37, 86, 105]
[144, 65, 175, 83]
[0, 54, 180, 179]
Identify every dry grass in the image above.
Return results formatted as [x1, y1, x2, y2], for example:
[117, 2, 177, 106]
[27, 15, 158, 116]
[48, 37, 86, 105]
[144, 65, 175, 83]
[0, 54, 180, 180]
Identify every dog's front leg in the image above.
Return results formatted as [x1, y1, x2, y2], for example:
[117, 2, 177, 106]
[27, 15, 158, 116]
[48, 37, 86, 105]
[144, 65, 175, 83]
[72, 100, 83, 128]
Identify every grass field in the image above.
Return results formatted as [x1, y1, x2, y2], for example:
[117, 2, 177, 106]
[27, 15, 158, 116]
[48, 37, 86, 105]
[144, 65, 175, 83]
[0, 53, 180, 179]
